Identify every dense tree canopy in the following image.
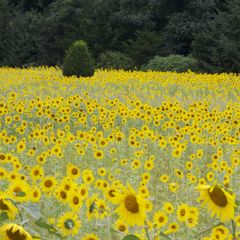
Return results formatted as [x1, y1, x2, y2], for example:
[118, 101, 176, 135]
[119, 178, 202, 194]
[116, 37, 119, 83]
[0, 0, 239, 72]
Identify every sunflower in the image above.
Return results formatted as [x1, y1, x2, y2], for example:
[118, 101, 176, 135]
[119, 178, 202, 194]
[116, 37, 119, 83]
[104, 186, 119, 204]
[57, 211, 81, 236]
[185, 214, 198, 228]
[31, 187, 41, 202]
[211, 225, 230, 240]
[153, 211, 168, 228]
[7, 181, 31, 203]
[97, 167, 107, 176]
[114, 219, 129, 233]
[176, 203, 189, 222]
[41, 176, 57, 193]
[115, 184, 147, 227]
[81, 233, 99, 240]
[196, 185, 235, 222]
[160, 174, 169, 183]
[69, 192, 82, 211]
[82, 170, 95, 185]
[0, 197, 18, 220]
[30, 165, 44, 181]
[162, 202, 174, 214]
[86, 195, 99, 221]
[165, 222, 179, 234]
[0, 223, 33, 240]
[78, 184, 88, 200]
[235, 215, 240, 226]
[93, 150, 104, 160]
[67, 163, 81, 180]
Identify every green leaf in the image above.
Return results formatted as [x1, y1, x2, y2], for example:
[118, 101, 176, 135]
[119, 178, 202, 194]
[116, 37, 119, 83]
[122, 235, 140, 240]
[0, 212, 9, 221]
[89, 201, 95, 213]
[21, 203, 41, 219]
[34, 219, 63, 239]
[16, 191, 26, 197]
[35, 218, 56, 232]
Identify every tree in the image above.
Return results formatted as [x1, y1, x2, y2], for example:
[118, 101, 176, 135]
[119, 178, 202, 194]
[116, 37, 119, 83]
[193, 0, 240, 73]
[62, 40, 94, 77]
[0, 0, 10, 65]
[0, 10, 39, 67]
[163, 0, 225, 55]
[123, 30, 165, 68]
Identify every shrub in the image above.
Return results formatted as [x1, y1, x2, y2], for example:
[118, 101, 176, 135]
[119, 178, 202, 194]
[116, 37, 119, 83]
[143, 55, 201, 72]
[62, 40, 94, 77]
[96, 51, 135, 70]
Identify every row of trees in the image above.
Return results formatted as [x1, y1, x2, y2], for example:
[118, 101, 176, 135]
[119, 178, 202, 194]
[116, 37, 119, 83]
[0, 0, 239, 73]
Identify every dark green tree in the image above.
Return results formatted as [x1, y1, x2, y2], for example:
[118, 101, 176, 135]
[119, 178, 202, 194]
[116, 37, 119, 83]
[164, 0, 225, 55]
[62, 40, 94, 77]
[0, 0, 10, 65]
[123, 30, 165, 68]
[0, 10, 39, 67]
[33, 0, 91, 66]
[193, 0, 240, 73]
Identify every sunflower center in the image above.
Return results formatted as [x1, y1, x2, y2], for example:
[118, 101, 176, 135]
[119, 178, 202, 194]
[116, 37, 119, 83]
[64, 184, 71, 191]
[158, 216, 164, 223]
[71, 168, 78, 175]
[73, 196, 79, 204]
[6, 228, 26, 240]
[44, 180, 53, 188]
[180, 209, 186, 216]
[33, 191, 39, 198]
[14, 187, 22, 193]
[208, 186, 228, 207]
[64, 219, 74, 230]
[109, 189, 116, 197]
[60, 191, 67, 199]
[0, 199, 9, 210]
[119, 225, 126, 232]
[33, 170, 39, 176]
[80, 189, 86, 196]
[124, 194, 139, 213]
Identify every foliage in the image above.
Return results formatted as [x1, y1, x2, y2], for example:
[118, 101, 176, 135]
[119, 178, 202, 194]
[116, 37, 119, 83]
[192, 0, 240, 73]
[62, 40, 94, 77]
[143, 55, 200, 72]
[0, 0, 239, 73]
[123, 30, 165, 68]
[163, 0, 225, 55]
[96, 51, 135, 70]
[0, 1, 38, 67]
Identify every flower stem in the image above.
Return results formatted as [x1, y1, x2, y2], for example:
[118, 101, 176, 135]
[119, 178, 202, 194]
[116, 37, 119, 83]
[144, 221, 150, 240]
[160, 232, 173, 240]
[231, 219, 236, 240]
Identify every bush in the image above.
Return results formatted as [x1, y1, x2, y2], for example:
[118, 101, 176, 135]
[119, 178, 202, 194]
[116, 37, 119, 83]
[62, 40, 94, 77]
[96, 51, 135, 70]
[143, 55, 201, 72]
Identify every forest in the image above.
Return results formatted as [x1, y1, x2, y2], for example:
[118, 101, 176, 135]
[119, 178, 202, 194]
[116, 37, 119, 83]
[0, 0, 239, 73]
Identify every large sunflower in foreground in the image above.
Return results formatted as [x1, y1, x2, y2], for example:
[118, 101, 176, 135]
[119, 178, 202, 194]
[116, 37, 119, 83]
[197, 185, 235, 222]
[115, 184, 147, 227]
[0, 223, 33, 240]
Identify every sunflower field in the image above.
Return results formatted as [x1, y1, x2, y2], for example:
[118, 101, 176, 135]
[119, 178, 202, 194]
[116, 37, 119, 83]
[0, 67, 239, 240]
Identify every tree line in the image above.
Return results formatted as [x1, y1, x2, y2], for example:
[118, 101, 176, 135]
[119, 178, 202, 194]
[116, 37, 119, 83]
[0, 0, 239, 73]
